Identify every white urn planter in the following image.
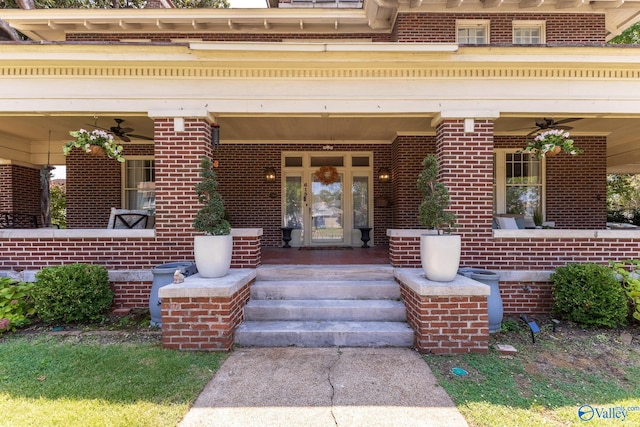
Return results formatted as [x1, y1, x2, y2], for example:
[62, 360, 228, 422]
[420, 234, 461, 282]
[194, 234, 233, 278]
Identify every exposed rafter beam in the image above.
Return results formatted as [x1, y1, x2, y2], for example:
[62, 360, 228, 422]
[83, 21, 109, 31]
[191, 20, 208, 30]
[119, 20, 141, 30]
[519, 0, 544, 8]
[481, 0, 504, 8]
[591, 0, 624, 9]
[156, 20, 174, 30]
[556, 0, 587, 8]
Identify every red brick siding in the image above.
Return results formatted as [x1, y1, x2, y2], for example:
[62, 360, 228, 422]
[67, 33, 391, 42]
[66, 144, 153, 229]
[153, 118, 212, 242]
[393, 13, 607, 44]
[66, 149, 122, 228]
[499, 281, 553, 315]
[65, 13, 605, 45]
[0, 234, 260, 308]
[0, 165, 41, 219]
[545, 137, 607, 228]
[494, 136, 607, 228]
[391, 135, 436, 229]
[161, 280, 252, 351]
[112, 281, 151, 309]
[389, 235, 640, 269]
[400, 282, 489, 354]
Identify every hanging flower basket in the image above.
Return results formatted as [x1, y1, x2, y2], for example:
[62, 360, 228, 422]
[314, 166, 339, 185]
[88, 145, 106, 156]
[63, 129, 125, 163]
[521, 129, 583, 159]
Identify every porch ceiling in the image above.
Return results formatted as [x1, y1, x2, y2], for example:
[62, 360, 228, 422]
[1, 113, 639, 173]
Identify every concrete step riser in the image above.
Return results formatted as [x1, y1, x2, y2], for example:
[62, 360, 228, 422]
[244, 300, 407, 322]
[250, 281, 401, 300]
[237, 266, 413, 348]
[256, 266, 394, 282]
[235, 321, 415, 348]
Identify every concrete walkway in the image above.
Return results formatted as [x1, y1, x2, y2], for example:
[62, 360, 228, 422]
[179, 347, 469, 427]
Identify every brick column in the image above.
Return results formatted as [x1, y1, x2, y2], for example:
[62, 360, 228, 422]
[153, 116, 214, 242]
[435, 119, 494, 266]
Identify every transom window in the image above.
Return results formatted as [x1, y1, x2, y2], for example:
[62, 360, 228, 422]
[513, 21, 545, 45]
[456, 20, 490, 45]
[494, 150, 544, 218]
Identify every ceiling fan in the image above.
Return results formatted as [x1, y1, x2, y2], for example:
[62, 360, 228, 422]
[90, 118, 153, 142]
[525, 118, 580, 137]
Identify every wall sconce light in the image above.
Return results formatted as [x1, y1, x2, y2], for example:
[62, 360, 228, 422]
[264, 167, 276, 183]
[378, 167, 391, 183]
[211, 123, 220, 148]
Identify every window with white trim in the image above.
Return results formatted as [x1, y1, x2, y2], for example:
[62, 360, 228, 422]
[123, 157, 155, 214]
[456, 20, 490, 45]
[494, 150, 544, 217]
[513, 21, 545, 45]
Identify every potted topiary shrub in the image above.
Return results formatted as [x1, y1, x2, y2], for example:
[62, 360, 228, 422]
[417, 154, 460, 282]
[193, 156, 232, 278]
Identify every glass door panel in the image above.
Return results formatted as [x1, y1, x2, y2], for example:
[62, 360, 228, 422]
[352, 176, 369, 228]
[311, 173, 344, 244]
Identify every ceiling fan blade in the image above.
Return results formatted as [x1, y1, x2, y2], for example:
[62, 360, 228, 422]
[553, 118, 580, 125]
[117, 134, 131, 142]
[127, 133, 154, 140]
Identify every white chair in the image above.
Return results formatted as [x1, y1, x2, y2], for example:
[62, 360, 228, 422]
[107, 208, 149, 229]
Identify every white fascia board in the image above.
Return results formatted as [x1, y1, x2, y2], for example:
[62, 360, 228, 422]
[189, 41, 459, 53]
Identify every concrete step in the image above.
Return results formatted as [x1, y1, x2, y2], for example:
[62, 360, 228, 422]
[250, 280, 401, 300]
[235, 321, 415, 348]
[256, 265, 394, 282]
[244, 299, 407, 322]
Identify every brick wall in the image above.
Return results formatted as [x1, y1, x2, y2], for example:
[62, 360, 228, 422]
[494, 136, 607, 228]
[67, 32, 391, 42]
[161, 280, 252, 351]
[499, 281, 553, 315]
[0, 165, 41, 220]
[66, 144, 153, 228]
[65, 13, 605, 45]
[393, 13, 607, 44]
[391, 136, 436, 229]
[400, 283, 489, 354]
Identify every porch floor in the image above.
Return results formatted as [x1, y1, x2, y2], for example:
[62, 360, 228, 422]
[261, 245, 390, 265]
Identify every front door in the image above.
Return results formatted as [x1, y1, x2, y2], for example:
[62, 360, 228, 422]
[282, 152, 372, 247]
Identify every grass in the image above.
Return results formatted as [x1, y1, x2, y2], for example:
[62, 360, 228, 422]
[425, 318, 640, 426]
[0, 333, 227, 427]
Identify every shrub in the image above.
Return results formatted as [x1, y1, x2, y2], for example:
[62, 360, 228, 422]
[0, 278, 36, 333]
[32, 264, 113, 323]
[551, 263, 628, 328]
[609, 259, 640, 322]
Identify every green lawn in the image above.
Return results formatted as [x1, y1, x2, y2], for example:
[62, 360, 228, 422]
[0, 334, 226, 427]
[425, 320, 640, 427]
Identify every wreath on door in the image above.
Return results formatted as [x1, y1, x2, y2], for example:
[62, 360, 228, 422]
[314, 166, 339, 185]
